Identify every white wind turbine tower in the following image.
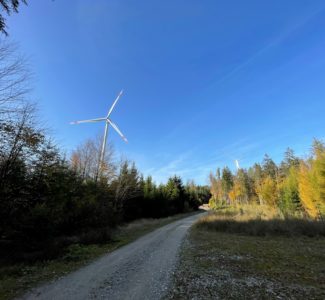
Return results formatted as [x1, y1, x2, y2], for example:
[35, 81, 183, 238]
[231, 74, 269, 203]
[70, 90, 128, 173]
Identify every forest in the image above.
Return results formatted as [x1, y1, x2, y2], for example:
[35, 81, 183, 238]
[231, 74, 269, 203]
[1, 37, 324, 266]
[1, 2, 325, 299]
[0, 42, 210, 262]
[209, 142, 325, 219]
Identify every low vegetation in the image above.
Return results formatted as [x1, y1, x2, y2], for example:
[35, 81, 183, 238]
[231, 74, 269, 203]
[168, 143, 325, 298]
[0, 212, 198, 300]
[196, 205, 325, 237]
[167, 206, 325, 299]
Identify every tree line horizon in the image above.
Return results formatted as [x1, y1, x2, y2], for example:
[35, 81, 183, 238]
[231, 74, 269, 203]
[1, 38, 324, 265]
[0, 41, 210, 261]
[209, 141, 325, 219]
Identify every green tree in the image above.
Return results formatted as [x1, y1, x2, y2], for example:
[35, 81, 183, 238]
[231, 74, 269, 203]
[185, 180, 204, 211]
[221, 167, 233, 203]
[112, 161, 143, 221]
[248, 163, 263, 204]
[279, 166, 301, 216]
[262, 154, 278, 179]
[143, 176, 156, 199]
[279, 148, 300, 179]
[165, 176, 186, 214]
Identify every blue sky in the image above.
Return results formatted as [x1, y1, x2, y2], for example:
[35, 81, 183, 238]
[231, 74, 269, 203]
[5, 0, 325, 184]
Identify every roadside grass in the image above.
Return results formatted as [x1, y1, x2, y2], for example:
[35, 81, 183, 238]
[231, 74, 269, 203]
[0, 211, 199, 300]
[167, 207, 325, 299]
[196, 215, 325, 237]
[196, 205, 325, 237]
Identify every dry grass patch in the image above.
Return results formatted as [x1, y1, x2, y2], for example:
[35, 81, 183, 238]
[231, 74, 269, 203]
[167, 207, 325, 299]
[167, 228, 325, 299]
[196, 206, 325, 237]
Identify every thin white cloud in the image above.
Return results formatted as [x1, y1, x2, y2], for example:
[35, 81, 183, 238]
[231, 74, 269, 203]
[141, 140, 260, 184]
[143, 150, 194, 184]
[211, 6, 325, 87]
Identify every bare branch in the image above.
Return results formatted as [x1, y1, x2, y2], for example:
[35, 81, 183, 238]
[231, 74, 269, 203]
[71, 135, 116, 182]
[0, 41, 32, 120]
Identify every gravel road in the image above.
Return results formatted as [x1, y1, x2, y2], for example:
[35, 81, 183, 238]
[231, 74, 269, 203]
[20, 212, 204, 300]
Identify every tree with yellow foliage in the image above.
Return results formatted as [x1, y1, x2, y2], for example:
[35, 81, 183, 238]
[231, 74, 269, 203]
[298, 161, 319, 218]
[209, 169, 224, 208]
[298, 140, 325, 218]
[312, 140, 325, 215]
[256, 175, 278, 207]
[229, 180, 241, 205]
[208, 139, 325, 218]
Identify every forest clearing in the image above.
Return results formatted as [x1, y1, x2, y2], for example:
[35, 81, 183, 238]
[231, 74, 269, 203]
[1, 1, 325, 299]
[167, 206, 325, 299]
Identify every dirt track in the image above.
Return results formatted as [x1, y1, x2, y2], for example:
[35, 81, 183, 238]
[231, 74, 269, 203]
[20, 213, 203, 300]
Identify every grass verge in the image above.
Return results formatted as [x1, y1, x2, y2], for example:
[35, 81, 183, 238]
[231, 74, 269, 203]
[167, 209, 325, 299]
[197, 205, 325, 237]
[0, 211, 199, 300]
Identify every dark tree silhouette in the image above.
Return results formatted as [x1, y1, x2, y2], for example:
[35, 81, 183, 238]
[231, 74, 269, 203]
[0, 0, 27, 35]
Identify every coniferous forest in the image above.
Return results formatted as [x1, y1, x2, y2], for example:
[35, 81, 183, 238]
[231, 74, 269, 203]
[0, 42, 210, 262]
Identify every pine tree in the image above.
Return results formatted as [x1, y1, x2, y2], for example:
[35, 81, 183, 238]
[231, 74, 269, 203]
[143, 176, 155, 199]
[280, 148, 300, 178]
[221, 167, 233, 204]
[262, 154, 278, 179]
[279, 166, 301, 216]
[165, 176, 186, 214]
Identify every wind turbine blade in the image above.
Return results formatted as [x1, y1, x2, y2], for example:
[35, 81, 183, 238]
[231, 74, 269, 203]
[107, 90, 123, 117]
[70, 117, 106, 125]
[107, 119, 128, 142]
[235, 159, 240, 170]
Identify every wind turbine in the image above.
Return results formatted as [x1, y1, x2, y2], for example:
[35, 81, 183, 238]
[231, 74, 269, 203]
[70, 90, 128, 173]
[235, 159, 240, 170]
